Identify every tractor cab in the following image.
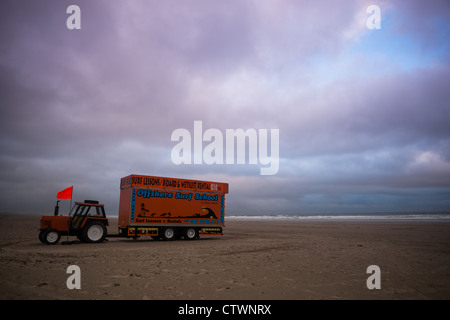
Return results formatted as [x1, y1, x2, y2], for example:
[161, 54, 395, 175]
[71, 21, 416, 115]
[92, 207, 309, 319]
[39, 200, 109, 245]
[69, 200, 107, 231]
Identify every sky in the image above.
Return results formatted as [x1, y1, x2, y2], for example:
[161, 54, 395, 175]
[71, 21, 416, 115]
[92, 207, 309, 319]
[1, 0, 449, 216]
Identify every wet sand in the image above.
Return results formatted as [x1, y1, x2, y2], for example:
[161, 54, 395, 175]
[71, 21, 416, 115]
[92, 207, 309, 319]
[1, 214, 449, 300]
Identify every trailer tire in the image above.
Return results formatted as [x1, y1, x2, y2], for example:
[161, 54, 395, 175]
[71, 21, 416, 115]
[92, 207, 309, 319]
[81, 221, 106, 243]
[42, 230, 61, 245]
[184, 228, 198, 240]
[161, 227, 175, 241]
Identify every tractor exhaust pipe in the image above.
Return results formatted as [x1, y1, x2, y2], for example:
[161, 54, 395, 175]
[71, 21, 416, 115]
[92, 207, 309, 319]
[54, 200, 60, 216]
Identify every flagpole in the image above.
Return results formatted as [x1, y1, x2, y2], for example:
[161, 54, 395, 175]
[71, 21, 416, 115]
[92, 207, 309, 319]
[67, 186, 73, 244]
[56, 185, 74, 245]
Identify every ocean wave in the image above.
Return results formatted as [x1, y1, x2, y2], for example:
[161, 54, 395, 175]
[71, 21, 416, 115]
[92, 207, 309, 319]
[227, 213, 450, 221]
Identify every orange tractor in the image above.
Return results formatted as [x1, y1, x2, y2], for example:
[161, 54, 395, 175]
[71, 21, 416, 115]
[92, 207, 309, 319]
[39, 200, 109, 245]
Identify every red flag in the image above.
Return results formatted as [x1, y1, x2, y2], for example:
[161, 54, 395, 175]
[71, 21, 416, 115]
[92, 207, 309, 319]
[56, 186, 73, 199]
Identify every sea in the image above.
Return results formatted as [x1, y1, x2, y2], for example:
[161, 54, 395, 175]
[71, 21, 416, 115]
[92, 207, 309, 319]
[227, 212, 450, 222]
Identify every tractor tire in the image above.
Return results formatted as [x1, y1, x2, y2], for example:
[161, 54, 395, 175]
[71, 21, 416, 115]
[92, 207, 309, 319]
[39, 230, 45, 244]
[81, 221, 106, 243]
[42, 230, 61, 245]
[161, 227, 175, 241]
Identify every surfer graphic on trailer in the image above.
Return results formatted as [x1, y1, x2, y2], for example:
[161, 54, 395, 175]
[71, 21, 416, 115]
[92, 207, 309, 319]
[138, 203, 171, 218]
[193, 208, 218, 219]
[138, 202, 217, 219]
[138, 203, 155, 218]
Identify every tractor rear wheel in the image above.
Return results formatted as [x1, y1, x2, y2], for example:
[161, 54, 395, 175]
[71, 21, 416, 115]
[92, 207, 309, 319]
[81, 221, 106, 243]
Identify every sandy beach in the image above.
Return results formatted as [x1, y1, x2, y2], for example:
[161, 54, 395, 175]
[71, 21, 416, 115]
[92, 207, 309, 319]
[0, 214, 449, 300]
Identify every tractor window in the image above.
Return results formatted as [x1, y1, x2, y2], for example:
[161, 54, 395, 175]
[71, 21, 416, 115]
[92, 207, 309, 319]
[69, 204, 105, 218]
[70, 205, 87, 217]
[86, 206, 104, 217]
[69, 204, 78, 217]
[86, 207, 95, 217]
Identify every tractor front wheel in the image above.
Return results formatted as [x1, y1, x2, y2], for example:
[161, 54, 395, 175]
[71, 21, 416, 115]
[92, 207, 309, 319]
[40, 230, 61, 245]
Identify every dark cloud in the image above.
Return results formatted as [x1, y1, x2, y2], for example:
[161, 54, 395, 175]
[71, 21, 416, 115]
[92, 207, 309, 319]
[0, 0, 449, 215]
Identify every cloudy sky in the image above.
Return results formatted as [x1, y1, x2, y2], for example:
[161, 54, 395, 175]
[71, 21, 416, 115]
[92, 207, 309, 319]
[1, 0, 449, 216]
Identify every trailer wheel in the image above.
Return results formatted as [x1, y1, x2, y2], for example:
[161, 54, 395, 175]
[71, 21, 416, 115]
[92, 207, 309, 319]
[82, 221, 106, 243]
[161, 227, 175, 241]
[42, 230, 61, 245]
[184, 228, 198, 240]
